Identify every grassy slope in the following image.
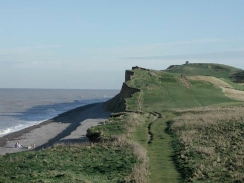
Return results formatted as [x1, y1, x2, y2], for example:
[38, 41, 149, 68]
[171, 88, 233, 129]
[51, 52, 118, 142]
[106, 65, 243, 182]
[125, 69, 236, 112]
[166, 63, 244, 89]
[122, 68, 241, 182]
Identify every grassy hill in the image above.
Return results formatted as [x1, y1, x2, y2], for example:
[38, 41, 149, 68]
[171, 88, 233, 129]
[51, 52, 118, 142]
[125, 69, 237, 112]
[89, 63, 244, 182]
[166, 63, 240, 78]
[166, 63, 244, 84]
[1, 63, 244, 182]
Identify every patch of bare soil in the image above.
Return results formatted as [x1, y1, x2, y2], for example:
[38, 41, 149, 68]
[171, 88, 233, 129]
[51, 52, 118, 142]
[221, 87, 244, 101]
[182, 75, 191, 89]
[188, 76, 244, 101]
[188, 76, 233, 88]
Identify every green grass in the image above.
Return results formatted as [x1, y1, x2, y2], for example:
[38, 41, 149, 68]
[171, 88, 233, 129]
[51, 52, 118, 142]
[86, 112, 152, 182]
[109, 65, 244, 182]
[87, 116, 127, 140]
[0, 143, 136, 183]
[125, 69, 236, 113]
[130, 115, 151, 147]
[147, 114, 182, 182]
[131, 112, 183, 183]
[122, 66, 244, 182]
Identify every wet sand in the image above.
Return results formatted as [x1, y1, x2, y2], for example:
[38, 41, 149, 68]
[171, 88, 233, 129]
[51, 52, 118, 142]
[0, 103, 110, 155]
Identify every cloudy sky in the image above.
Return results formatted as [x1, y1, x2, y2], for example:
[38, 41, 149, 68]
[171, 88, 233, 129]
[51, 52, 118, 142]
[1, 0, 244, 89]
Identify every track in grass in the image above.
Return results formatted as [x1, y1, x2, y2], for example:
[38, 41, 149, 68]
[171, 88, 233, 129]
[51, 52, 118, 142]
[147, 113, 182, 183]
[133, 112, 183, 183]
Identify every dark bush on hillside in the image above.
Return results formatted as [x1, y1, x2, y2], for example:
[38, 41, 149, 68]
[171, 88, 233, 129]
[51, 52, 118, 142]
[231, 70, 244, 83]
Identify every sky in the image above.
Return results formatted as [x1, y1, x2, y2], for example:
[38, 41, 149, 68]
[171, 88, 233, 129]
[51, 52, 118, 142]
[1, 0, 244, 89]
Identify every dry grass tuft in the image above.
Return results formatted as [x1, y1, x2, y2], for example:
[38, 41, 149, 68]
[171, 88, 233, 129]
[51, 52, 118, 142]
[123, 113, 149, 183]
[101, 112, 150, 183]
[171, 106, 244, 182]
[188, 76, 233, 88]
[221, 87, 244, 101]
[188, 75, 244, 101]
[125, 140, 149, 183]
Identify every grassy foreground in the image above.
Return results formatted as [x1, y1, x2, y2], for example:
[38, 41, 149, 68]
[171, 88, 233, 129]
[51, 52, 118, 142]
[171, 106, 244, 182]
[0, 143, 136, 183]
[1, 63, 244, 182]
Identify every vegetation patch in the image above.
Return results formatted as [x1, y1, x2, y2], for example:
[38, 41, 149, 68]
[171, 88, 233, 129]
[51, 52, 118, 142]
[0, 143, 136, 183]
[187, 76, 244, 101]
[125, 69, 236, 112]
[87, 112, 152, 182]
[170, 106, 244, 182]
[166, 63, 242, 80]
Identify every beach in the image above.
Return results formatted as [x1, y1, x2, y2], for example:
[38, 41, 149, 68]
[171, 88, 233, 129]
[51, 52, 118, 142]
[0, 103, 110, 155]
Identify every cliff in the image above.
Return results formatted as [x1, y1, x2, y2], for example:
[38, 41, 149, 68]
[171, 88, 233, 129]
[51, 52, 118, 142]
[104, 69, 140, 112]
[125, 70, 134, 82]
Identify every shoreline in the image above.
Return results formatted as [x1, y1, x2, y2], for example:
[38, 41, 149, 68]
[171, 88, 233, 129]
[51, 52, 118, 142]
[0, 102, 111, 155]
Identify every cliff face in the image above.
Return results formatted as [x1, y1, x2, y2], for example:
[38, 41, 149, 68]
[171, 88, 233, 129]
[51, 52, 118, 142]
[125, 70, 134, 82]
[88, 81, 141, 142]
[120, 82, 140, 101]
[104, 69, 140, 112]
[104, 82, 140, 112]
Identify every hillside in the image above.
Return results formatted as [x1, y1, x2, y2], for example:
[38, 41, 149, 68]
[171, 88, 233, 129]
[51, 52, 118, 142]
[166, 63, 244, 83]
[105, 64, 244, 113]
[95, 63, 244, 182]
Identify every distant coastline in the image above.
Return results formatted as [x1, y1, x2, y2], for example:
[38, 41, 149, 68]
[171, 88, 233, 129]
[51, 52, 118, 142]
[0, 88, 119, 138]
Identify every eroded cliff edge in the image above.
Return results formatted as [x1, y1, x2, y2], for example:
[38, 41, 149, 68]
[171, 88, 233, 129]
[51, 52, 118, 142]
[103, 69, 140, 112]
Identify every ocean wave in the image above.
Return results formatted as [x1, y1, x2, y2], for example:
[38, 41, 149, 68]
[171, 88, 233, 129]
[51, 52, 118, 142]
[0, 128, 11, 136]
[0, 120, 45, 138]
[0, 124, 25, 137]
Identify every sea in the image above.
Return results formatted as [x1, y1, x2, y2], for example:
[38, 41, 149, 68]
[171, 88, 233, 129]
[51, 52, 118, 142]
[0, 88, 119, 138]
